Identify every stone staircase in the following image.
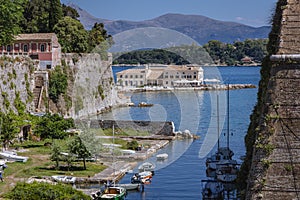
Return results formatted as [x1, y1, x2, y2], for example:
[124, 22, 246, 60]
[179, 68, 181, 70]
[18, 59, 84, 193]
[33, 86, 43, 111]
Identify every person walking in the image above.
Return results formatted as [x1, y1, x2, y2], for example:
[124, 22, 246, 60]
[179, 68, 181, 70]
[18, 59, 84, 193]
[0, 170, 3, 182]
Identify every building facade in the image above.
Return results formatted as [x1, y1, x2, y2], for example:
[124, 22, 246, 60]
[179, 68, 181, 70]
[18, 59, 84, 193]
[116, 64, 204, 88]
[0, 33, 61, 70]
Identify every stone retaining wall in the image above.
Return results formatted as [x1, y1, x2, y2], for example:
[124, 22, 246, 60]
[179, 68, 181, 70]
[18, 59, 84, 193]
[90, 120, 175, 136]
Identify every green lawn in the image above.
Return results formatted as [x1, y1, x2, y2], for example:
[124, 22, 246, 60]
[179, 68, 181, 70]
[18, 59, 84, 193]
[0, 139, 107, 196]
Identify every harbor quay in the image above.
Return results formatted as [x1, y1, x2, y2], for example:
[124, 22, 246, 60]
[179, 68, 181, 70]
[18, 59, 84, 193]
[73, 120, 196, 186]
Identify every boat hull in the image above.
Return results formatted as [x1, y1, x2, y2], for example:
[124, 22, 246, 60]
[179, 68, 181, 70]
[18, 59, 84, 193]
[93, 187, 126, 200]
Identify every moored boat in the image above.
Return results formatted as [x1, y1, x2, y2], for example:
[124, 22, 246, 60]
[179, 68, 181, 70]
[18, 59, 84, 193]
[114, 183, 141, 191]
[216, 160, 239, 183]
[138, 162, 155, 172]
[92, 186, 126, 200]
[131, 171, 153, 184]
[202, 180, 224, 199]
[206, 147, 234, 170]
[138, 102, 153, 107]
[156, 153, 168, 160]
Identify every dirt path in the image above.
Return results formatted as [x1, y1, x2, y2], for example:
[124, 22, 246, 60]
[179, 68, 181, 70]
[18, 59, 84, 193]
[0, 154, 49, 197]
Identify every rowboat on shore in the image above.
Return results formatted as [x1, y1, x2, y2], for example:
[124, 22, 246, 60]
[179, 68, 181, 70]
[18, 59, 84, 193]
[51, 175, 76, 184]
[0, 151, 28, 163]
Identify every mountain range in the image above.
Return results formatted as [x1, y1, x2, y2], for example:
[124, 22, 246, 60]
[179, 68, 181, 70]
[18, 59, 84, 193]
[70, 4, 271, 45]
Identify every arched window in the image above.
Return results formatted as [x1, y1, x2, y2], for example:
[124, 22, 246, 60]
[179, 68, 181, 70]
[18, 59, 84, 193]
[24, 45, 28, 52]
[40, 44, 45, 52]
[7, 45, 11, 52]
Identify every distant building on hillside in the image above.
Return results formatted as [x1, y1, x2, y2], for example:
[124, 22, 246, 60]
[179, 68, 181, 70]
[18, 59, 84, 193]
[0, 33, 61, 70]
[116, 64, 204, 88]
[241, 56, 253, 64]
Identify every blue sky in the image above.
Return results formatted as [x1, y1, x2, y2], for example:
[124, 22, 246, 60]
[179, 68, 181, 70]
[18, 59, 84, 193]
[62, 0, 278, 27]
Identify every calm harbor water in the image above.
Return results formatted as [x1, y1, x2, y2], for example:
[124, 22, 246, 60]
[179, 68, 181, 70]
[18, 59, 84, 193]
[100, 66, 260, 200]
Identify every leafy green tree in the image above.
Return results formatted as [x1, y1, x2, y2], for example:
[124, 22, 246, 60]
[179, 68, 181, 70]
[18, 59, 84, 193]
[22, 0, 63, 33]
[22, 0, 50, 33]
[48, 0, 63, 31]
[62, 4, 79, 20]
[127, 140, 139, 150]
[0, 0, 25, 45]
[78, 128, 102, 159]
[54, 16, 89, 53]
[0, 112, 19, 150]
[50, 141, 61, 169]
[6, 182, 90, 200]
[49, 65, 68, 103]
[88, 23, 113, 49]
[63, 150, 75, 172]
[34, 113, 74, 140]
[68, 136, 91, 170]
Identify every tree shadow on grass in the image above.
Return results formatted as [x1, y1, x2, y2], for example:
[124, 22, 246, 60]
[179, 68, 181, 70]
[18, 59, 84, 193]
[39, 165, 86, 172]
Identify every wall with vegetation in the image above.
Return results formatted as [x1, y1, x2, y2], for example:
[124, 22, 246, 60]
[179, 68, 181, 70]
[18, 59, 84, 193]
[61, 53, 127, 119]
[0, 57, 36, 114]
[238, 0, 290, 199]
[90, 120, 175, 136]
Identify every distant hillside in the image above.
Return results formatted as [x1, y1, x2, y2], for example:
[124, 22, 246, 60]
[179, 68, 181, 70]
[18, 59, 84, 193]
[70, 4, 271, 45]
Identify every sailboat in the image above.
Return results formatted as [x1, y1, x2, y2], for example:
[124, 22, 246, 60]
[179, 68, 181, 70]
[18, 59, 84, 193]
[206, 91, 234, 172]
[201, 179, 224, 199]
[93, 125, 127, 200]
[206, 85, 239, 182]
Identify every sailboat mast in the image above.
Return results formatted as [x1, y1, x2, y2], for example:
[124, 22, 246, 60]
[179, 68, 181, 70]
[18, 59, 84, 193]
[227, 84, 230, 149]
[217, 93, 220, 150]
[112, 124, 115, 185]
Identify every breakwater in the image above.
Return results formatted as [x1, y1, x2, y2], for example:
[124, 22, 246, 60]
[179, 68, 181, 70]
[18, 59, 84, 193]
[116, 83, 255, 93]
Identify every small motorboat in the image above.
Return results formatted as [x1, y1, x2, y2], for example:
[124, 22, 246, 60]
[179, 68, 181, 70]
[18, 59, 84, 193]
[91, 186, 126, 200]
[137, 102, 153, 107]
[138, 162, 155, 172]
[156, 153, 168, 160]
[114, 183, 141, 191]
[131, 171, 153, 184]
[51, 175, 76, 184]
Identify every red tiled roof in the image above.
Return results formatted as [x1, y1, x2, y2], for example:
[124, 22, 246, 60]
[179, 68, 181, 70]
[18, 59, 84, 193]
[15, 33, 57, 41]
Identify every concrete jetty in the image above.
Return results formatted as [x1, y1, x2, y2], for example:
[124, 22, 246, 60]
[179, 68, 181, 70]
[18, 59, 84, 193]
[117, 83, 256, 93]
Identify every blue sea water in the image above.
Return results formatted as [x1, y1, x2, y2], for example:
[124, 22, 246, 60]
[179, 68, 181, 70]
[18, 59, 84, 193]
[103, 66, 260, 200]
